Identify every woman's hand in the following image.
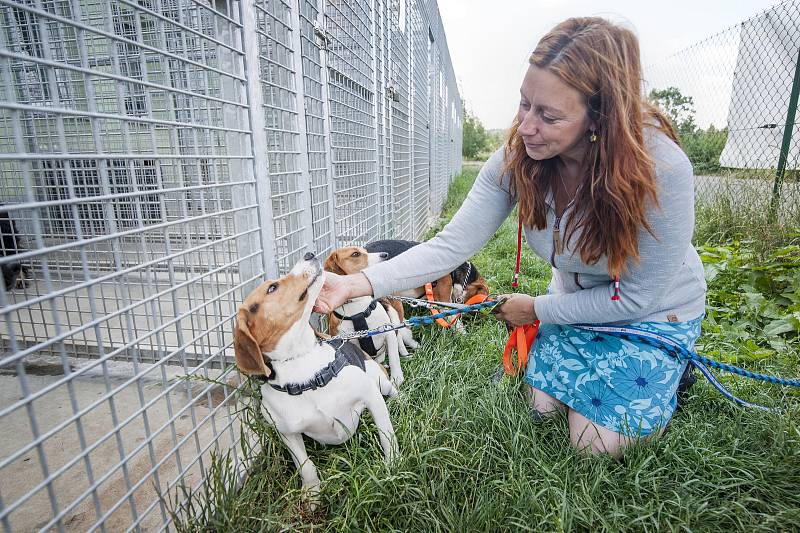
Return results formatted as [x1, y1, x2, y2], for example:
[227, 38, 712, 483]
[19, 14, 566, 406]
[313, 271, 349, 314]
[313, 272, 374, 314]
[492, 293, 537, 328]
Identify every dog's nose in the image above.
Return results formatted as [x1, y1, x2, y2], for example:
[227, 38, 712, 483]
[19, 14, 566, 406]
[304, 251, 316, 261]
[379, 252, 388, 259]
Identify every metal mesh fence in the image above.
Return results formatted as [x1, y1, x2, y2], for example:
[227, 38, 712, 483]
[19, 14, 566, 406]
[644, 0, 800, 227]
[0, 0, 461, 530]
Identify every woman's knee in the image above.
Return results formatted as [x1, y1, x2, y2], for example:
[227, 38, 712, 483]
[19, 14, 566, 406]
[568, 410, 632, 458]
[525, 385, 567, 417]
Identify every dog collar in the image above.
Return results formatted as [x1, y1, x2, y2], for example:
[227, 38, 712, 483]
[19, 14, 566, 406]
[266, 339, 366, 395]
[331, 298, 378, 321]
[455, 261, 473, 285]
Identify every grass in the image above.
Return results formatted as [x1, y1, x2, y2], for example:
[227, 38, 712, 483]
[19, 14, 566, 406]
[171, 166, 800, 532]
[694, 175, 800, 258]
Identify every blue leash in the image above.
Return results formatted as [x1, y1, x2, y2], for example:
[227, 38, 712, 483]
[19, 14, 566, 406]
[351, 299, 799, 411]
[574, 324, 800, 412]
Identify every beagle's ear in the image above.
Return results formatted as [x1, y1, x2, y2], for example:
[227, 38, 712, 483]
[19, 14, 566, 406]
[324, 251, 345, 275]
[433, 274, 454, 302]
[233, 309, 271, 377]
[464, 278, 489, 301]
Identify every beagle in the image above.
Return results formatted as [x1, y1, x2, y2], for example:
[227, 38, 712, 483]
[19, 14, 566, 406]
[234, 253, 398, 505]
[364, 239, 489, 322]
[323, 246, 416, 387]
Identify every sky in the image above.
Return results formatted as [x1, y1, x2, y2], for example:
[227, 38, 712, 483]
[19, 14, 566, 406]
[438, 0, 784, 130]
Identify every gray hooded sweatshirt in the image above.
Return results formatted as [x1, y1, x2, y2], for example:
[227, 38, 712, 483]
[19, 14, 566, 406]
[363, 129, 707, 325]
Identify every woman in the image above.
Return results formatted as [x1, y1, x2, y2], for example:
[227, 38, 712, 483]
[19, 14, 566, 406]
[313, 17, 706, 457]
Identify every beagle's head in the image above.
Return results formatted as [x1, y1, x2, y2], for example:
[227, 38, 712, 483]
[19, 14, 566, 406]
[324, 246, 388, 275]
[463, 276, 489, 303]
[234, 254, 324, 376]
[451, 262, 488, 303]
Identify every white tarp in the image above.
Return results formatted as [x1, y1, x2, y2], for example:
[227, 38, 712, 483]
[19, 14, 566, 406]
[719, 5, 800, 169]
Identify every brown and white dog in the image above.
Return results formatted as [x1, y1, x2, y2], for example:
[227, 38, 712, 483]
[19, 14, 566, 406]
[233, 253, 398, 505]
[324, 246, 417, 387]
[365, 239, 490, 324]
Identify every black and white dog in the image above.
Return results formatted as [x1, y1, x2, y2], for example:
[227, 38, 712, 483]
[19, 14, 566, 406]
[365, 239, 489, 308]
[1, 208, 30, 291]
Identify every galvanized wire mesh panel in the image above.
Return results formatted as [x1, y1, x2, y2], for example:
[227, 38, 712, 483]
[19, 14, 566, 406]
[644, 0, 800, 226]
[0, 0, 462, 529]
[0, 0, 260, 530]
[325, 0, 379, 244]
[388, 0, 412, 239]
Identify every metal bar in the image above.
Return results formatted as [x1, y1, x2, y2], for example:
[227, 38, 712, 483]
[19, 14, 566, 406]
[241, 0, 278, 280]
[769, 43, 800, 220]
[316, 0, 339, 249]
[0, 180, 252, 213]
[0, 101, 250, 133]
[289, 0, 315, 255]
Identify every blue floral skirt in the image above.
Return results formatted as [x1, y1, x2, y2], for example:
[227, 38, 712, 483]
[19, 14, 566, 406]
[523, 318, 703, 437]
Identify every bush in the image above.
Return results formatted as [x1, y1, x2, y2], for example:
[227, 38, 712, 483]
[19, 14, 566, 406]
[681, 126, 728, 174]
[462, 105, 490, 160]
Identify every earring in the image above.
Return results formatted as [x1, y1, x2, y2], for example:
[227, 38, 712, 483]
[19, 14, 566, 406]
[589, 130, 598, 143]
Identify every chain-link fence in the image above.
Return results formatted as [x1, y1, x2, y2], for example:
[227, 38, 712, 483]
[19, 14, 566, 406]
[0, 0, 461, 530]
[644, 0, 800, 227]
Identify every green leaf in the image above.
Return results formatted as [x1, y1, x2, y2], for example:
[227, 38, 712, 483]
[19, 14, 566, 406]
[763, 318, 796, 337]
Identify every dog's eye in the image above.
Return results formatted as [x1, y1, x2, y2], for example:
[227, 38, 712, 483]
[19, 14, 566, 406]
[351, 251, 360, 257]
[267, 283, 278, 294]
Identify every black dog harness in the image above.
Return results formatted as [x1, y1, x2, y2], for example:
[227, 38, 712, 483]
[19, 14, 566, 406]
[260, 339, 367, 396]
[332, 299, 380, 356]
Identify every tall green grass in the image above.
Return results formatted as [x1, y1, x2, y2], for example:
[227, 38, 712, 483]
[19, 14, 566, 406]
[170, 166, 800, 532]
[694, 178, 800, 257]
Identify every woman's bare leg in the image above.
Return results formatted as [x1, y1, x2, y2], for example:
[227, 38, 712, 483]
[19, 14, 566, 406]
[526, 386, 567, 418]
[568, 409, 637, 458]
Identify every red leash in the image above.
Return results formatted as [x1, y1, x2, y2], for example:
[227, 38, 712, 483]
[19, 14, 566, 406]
[503, 216, 540, 376]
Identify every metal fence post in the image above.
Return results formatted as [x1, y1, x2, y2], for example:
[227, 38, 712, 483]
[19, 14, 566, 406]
[289, 0, 316, 256]
[314, 0, 339, 249]
[241, 0, 279, 280]
[769, 44, 800, 221]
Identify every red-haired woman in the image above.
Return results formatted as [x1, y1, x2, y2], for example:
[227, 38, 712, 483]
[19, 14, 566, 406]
[314, 17, 706, 457]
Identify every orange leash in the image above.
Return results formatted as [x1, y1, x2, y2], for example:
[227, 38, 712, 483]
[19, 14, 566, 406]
[424, 283, 488, 328]
[503, 216, 540, 376]
[424, 282, 459, 328]
[503, 322, 539, 375]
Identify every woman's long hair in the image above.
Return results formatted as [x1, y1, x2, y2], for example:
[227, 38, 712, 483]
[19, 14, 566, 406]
[503, 17, 679, 276]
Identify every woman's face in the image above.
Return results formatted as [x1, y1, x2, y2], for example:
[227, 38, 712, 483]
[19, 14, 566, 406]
[516, 65, 594, 162]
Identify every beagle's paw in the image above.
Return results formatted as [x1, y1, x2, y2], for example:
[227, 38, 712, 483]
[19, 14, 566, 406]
[301, 480, 321, 511]
[391, 373, 404, 389]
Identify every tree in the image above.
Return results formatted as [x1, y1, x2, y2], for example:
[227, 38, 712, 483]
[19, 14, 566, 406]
[461, 105, 490, 160]
[648, 86, 697, 135]
[649, 86, 726, 173]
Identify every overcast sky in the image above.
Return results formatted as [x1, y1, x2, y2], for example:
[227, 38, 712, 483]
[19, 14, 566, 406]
[438, 0, 783, 129]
